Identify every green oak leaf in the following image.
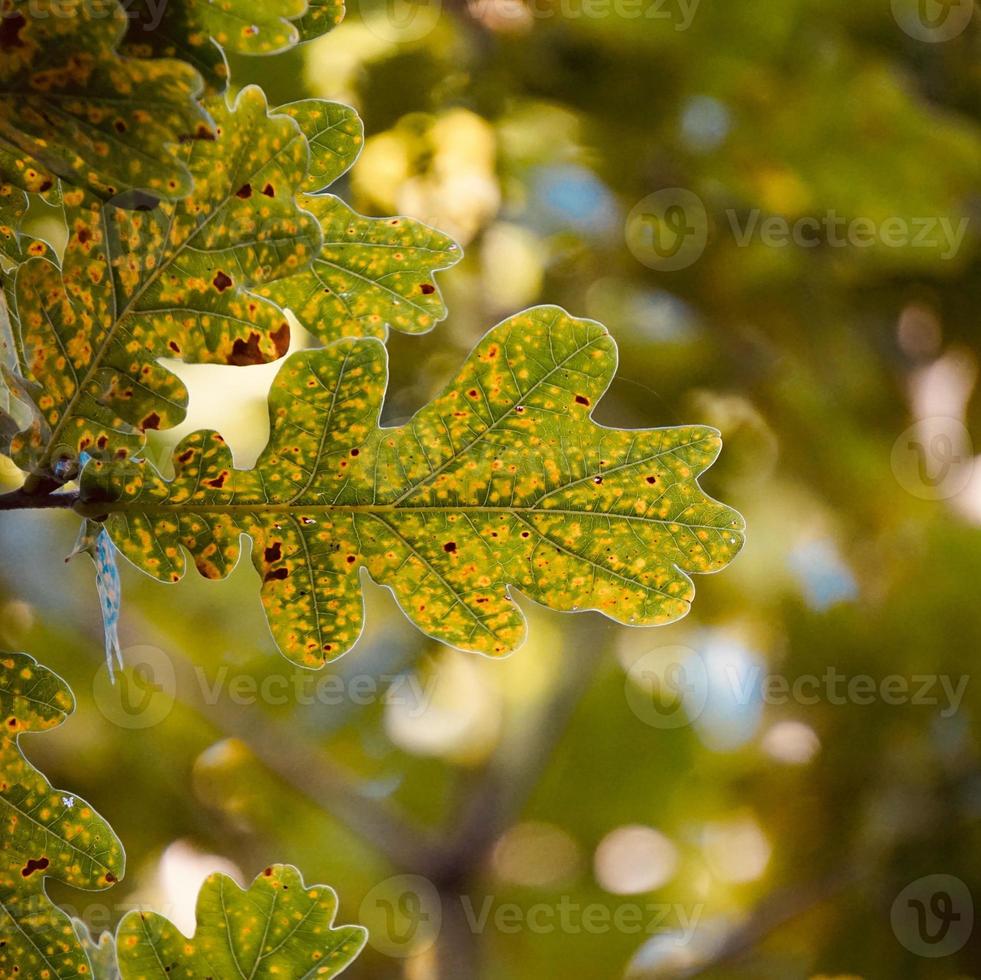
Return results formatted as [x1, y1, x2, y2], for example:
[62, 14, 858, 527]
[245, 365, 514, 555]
[114, 865, 366, 978]
[0, 0, 207, 201]
[259, 194, 461, 342]
[8, 85, 322, 482]
[121, 0, 302, 93]
[259, 101, 460, 343]
[79, 306, 745, 667]
[293, 0, 346, 43]
[0, 652, 125, 977]
[121, 0, 346, 92]
[277, 100, 363, 193]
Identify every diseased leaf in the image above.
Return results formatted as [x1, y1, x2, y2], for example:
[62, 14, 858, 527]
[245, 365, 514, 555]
[259, 194, 461, 342]
[9, 86, 322, 481]
[0, 0, 207, 201]
[115, 865, 366, 978]
[0, 652, 124, 977]
[121, 0, 345, 92]
[277, 100, 363, 192]
[80, 306, 745, 667]
[293, 0, 346, 42]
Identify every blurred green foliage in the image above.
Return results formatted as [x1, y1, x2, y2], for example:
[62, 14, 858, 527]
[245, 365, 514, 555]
[2, 0, 981, 977]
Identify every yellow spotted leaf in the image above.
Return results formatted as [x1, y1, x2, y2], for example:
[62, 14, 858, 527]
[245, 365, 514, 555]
[0, 652, 125, 977]
[121, 0, 345, 92]
[0, 0, 207, 202]
[260, 194, 461, 342]
[9, 86, 323, 482]
[80, 306, 745, 667]
[277, 100, 364, 192]
[293, 0, 346, 42]
[114, 865, 366, 978]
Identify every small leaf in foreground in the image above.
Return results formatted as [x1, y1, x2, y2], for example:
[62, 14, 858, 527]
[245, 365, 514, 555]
[115, 864, 366, 978]
[0, 652, 124, 977]
[81, 306, 745, 667]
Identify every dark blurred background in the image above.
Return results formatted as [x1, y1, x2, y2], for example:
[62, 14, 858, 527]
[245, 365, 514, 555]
[2, 0, 981, 976]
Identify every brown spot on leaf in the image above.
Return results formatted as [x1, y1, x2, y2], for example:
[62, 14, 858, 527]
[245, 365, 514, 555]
[236, 183, 252, 199]
[0, 13, 26, 50]
[228, 332, 264, 365]
[195, 559, 219, 579]
[271, 322, 290, 357]
[419, 283, 435, 294]
[140, 412, 161, 431]
[264, 567, 289, 581]
[77, 228, 92, 244]
[205, 472, 227, 489]
[575, 394, 590, 406]
[264, 542, 282, 563]
[178, 449, 195, 463]
[262, 183, 275, 197]
[646, 476, 657, 484]
[21, 857, 49, 878]
[443, 541, 457, 553]
[212, 271, 232, 292]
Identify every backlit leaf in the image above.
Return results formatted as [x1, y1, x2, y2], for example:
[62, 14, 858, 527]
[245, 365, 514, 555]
[121, 0, 345, 92]
[80, 306, 745, 667]
[260, 194, 461, 342]
[293, 0, 346, 43]
[0, 0, 207, 201]
[277, 100, 363, 192]
[114, 865, 366, 978]
[0, 652, 124, 977]
[9, 86, 322, 482]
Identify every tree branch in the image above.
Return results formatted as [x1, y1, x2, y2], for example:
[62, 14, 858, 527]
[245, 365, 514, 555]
[0, 486, 77, 511]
